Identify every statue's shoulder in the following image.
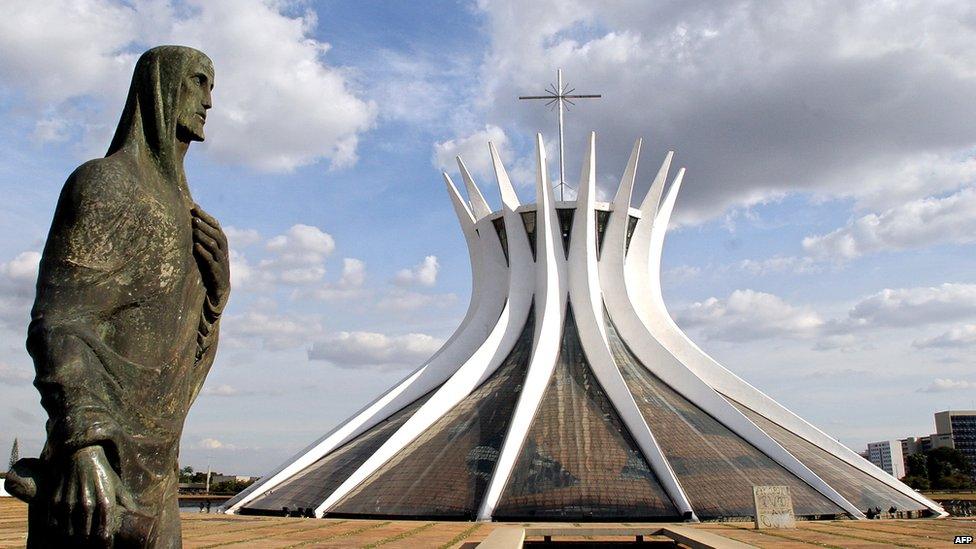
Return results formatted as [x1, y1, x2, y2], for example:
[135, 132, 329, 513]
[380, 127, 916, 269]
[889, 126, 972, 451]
[45, 154, 153, 266]
[56, 155, 150, 222]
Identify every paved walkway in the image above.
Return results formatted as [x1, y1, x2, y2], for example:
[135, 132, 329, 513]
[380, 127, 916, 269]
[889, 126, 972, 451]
[1, 499, 973, 547]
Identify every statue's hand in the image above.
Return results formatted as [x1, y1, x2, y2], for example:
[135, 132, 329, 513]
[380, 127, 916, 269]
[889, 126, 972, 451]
[191, 205, 230, 313]
[49, 446, 122, 546]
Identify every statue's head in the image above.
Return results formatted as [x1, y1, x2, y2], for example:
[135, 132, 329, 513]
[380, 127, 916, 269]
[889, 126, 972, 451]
[107, 46, 214, 174]
[175, 53, 214, 143]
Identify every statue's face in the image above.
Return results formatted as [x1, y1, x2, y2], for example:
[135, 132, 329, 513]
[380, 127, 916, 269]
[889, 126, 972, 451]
[177, 59, 214, 142]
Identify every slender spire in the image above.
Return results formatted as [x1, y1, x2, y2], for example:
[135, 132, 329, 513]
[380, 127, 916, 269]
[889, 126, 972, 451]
[456, 157, 492, 220]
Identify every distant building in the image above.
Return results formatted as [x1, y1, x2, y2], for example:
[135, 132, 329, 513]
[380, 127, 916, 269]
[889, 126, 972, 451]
[211, 474, 258, 484]
[896, 411, 976, 482]
[867, 440, 906, 479]
[901, 437, 916, 459]
[178, 482, 207, 494]
[904, 433, 953, 455]
[934, 410, 976, 480]
[903, 433, 954, 455]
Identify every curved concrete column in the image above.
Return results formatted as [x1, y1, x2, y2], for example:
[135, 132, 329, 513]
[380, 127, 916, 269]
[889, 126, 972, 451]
[227, 165, 505, 514]
[624, 151, 672, 326]
[606, 165, 864, 517]
[626, 160, 942, 515]
[316, 145, 536, 516]
[457, 156, 493, 221]
[478, 134, 567, 520]
[568, 134, 695, 518]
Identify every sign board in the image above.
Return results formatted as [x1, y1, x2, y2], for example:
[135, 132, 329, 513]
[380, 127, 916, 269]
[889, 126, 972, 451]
[753, 485, 795, 529]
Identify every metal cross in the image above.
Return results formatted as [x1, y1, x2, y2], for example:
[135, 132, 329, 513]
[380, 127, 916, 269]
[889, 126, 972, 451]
[519, 69, 601, 200]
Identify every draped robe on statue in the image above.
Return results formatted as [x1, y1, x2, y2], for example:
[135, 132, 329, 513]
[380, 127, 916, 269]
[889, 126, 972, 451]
[25, 46, 221, 548]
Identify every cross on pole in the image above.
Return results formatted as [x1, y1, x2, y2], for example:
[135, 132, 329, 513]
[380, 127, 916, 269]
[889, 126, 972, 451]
[519, 69, 601, 200]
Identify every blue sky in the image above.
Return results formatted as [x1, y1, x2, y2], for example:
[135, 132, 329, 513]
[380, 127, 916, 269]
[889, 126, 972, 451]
[2, 0, 976, 475]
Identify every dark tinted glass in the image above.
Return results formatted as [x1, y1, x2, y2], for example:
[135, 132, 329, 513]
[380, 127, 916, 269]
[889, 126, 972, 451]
[520, 211, 537, 261]
[494, 306, 679, 520]
[329, 308, 535, 518]
[949, 417, 976, 477]
[605, 314, 844, 519]
[731, 401, 928, 513]
[241, 390, 435, 512]
[492, 217, 509, 266]
[625, 215, 639, 254]
[595, 210, 610, 258]
[556, 207, 574, 258]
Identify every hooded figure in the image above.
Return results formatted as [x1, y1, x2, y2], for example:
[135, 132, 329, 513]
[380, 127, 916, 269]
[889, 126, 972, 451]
[8, 46, 229, 548]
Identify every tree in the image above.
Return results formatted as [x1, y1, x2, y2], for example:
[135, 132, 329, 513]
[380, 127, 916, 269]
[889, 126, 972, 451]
[8, 438, 18, 469]
[179, 466, 195, 483]
[905, 452, 927, 478]
[901, 452, 930, 490]
[900, 448, 974, 491]
[210, 478, 256, 495]
[901, 474, 930, 490]
[927, 447, 974, 490]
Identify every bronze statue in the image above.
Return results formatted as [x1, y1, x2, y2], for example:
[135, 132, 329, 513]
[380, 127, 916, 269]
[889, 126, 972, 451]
[5, 46, 229, 548]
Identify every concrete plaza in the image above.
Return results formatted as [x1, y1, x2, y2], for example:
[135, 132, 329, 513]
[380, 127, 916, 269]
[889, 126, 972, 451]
[1, 499, 973, 548]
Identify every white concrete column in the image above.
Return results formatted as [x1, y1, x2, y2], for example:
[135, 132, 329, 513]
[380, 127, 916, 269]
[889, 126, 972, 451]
[478, 134, 567, 520]
[568, 134, 696, 519]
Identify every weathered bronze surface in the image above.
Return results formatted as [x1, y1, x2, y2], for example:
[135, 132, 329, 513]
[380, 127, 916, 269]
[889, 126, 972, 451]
[6, 46, 229, 548]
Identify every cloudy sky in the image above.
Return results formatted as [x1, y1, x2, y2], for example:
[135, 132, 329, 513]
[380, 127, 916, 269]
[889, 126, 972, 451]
[2, 0, 975, 475]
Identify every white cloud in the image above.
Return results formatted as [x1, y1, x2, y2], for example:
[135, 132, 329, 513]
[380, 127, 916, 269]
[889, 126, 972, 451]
[334, 258, 364, 288]
[676, 289, 823, 342]
[737, 256, 819, 276]
[31, 118, 71, 144]
[394, 255, 440, 287]
[843, 283, 976, 329]
[0, 362, 33, 385]
[222, 311, 324, 351]
[201, 384, 239, 397]
[0, 0, 376, 172]
[221, 225, 368, 300]
[224, 226, 262, 247]
[276, 266, 326, 285]
[309, 331, 443, 371]
[0, 251, 40, 330]
[433, 125, 512, 182]
[803, 187, 976, 260]
[257, 224, 336, 286]
[471, 1, 976, 222]
[0, 1, 137, 106]
[677, 283, 976, 350]
[265, 224, 336, 264]
[0, 251, 40, 287]
[198, 437, 235, 450]
[368, 50, 469, 125]
[662, 265, 701, 284]
[169, 1, 376, 171]
[834, 152, 976, 213]
[300, 258, 368, 301]
[225, 224, 358, 294]
[913, 325, 976, 349]
[376, 289, 456, 312]
[305, 287, 368, 302]
[227, 249, 260, 291]
[918, 378, 976, 393]
[811, 334, 861, 352]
